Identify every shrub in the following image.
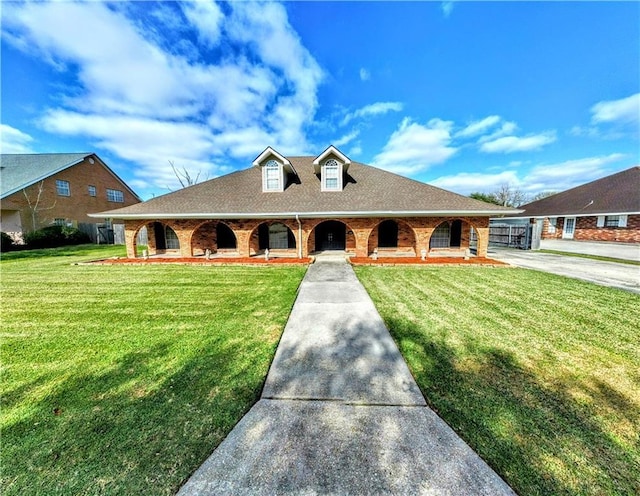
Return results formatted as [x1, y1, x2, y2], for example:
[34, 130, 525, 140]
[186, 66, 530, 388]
[1, 232, 15, 252]
[24, 225, 91, 249]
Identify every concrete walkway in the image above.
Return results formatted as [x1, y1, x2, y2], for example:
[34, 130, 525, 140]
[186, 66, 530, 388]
[178, 256, 515, 495]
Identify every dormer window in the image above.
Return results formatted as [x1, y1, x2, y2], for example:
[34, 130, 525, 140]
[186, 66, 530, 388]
[253, 147, 297, 193]
[313, 145, 351, 192]
[264, 159, 282, 191]
[323, 159, 341, 191]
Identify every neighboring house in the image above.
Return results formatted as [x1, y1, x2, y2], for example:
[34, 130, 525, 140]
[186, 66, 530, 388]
[0, 153, 140, 243]
[93, 146, 518, 259]
[507, 166, 640, 244]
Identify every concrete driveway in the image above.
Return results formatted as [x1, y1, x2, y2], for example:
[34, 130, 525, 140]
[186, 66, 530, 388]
[489, 247, 640, 294]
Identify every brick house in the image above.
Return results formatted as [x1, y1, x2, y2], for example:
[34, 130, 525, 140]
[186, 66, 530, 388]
[93, 146, 518, 259]
[509, 166, 640, 244]
[1, 153, 140, 243]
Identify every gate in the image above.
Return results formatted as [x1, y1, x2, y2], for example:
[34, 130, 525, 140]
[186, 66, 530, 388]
[488, 224, 533, 249]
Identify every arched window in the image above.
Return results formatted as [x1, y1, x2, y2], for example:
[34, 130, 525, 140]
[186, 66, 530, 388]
[264, 159, 281, 191]
[430, 222, 450, 249]
[165, 226, 180, 250]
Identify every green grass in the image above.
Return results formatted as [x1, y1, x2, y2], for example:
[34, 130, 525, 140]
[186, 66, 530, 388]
[539, 249, 640, 266]
[355, 266, 640, 496]
[1, 245, 306, 495]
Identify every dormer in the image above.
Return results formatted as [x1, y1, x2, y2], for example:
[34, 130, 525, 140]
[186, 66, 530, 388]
[253, 146, 298, 192]
[313, 145, 351, 192]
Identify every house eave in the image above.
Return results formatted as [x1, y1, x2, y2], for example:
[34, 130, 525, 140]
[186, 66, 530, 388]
[90, 209, 521, 220]
[502, 211, 640, 220]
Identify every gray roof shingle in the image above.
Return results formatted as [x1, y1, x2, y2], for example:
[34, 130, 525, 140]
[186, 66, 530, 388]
[511, 166, 640, 218]
[1, 153, 91, 198]
[94, 156, 518, 219]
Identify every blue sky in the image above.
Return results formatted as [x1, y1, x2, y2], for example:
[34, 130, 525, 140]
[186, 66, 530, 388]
[2, 1, 638, 201]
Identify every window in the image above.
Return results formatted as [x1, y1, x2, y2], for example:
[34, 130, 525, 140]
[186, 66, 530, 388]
[56, 180, 70, 196]
[54, 218, 66, 226]
[264, 160, 281, 191]
[597, 215, 627, 228]
[323, 159, 340, 191]
[106, 189, 124, 202]
[88, 185, 96, 197]
[605, 215, 620, 227]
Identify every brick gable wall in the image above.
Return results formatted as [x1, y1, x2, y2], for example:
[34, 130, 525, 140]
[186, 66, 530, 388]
[3, 157, 138, 232]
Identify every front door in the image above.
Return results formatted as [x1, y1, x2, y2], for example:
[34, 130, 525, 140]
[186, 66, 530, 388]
[562, 217, 576, 239]
[315, 221, 346, 251]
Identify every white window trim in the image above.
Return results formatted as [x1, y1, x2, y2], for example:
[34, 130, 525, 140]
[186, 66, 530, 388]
[262, 159, 284, 192]
[107, 188, 124, 203]
[56, 180, 70, 197]
[321, 159, 343, 192]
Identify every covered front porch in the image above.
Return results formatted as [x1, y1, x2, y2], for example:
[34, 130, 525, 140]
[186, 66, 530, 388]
[123, 216, 490, 260]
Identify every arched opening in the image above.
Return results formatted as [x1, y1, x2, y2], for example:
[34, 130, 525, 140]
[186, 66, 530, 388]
[378, 220, 398, 248]
[367, 219, 417, 256]
[313, 220, 347, 251]
[216, 223, 237, 249]
[190, 221, 237, 256]
[257, 222, 296, 250]
[429, 219, 478, 255]
[151, 221, 179, 253]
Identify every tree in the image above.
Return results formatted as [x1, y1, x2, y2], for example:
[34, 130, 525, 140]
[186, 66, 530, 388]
[469, 184, 529, 208]
[470, 192, 501, 205]
[493, 183, 528, 207]
[530, 191, 558, 202]
[22, 181, 56, 231]
[168, 160, 208, 189]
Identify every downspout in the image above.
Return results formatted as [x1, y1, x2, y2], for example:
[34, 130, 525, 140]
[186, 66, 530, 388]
[296, 214, 302, 259]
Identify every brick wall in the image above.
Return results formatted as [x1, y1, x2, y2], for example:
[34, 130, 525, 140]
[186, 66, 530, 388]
[541, 215, 639, 243]
[5, 156, 138, 232]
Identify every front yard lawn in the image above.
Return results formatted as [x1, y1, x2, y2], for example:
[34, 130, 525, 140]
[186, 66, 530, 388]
[355, 266, 639, 496]
[1, 245, 306, 495]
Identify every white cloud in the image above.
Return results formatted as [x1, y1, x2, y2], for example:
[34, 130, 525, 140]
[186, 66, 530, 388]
[431, 171, 520, 196]
[591, 93, 640, 125]
[333, 129, 360, 147]
[523, 153, 626, 191]
[480, 131, 556, 153]
[0, 124, 35, 154]
[359, 68, 370, 81]
[348, 144, 363, 157]
[341, 101, 403, 126]
[1, 1, 324, 190]
[180, 1, 224, 48]
[372, 118, 457, 175]
[476, 121, 518, 143]
[431, 153, 627, 196]
[441, 1, 455, 18]
[456, 115, 501, 138]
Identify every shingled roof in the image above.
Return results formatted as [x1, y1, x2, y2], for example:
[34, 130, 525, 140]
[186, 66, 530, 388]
[1, 153, 91, 198]
[510, 166, 640, 218]
[0, 153, 140, 200]
[94, 156, 518, 219]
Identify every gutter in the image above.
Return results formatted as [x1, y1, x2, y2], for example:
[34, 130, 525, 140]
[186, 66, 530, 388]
[89, 208, 523, 220]
[502, 211, 640, 220]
